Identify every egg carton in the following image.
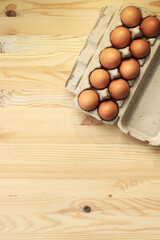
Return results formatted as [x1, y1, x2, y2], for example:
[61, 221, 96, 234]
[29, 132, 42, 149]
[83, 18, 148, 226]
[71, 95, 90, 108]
[65, 4, 160, 146]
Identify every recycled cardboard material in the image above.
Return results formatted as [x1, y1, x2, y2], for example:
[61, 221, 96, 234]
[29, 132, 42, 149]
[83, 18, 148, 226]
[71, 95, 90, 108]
[65, 4, 160, 145]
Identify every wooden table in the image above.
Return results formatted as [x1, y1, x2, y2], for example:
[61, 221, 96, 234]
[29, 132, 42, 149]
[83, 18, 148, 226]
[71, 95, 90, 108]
[0, 0, 160, 239]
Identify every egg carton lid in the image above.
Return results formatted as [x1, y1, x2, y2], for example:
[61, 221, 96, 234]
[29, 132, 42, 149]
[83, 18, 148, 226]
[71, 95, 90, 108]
[118, 42, 160, 146]
[66, 4, 160, 146]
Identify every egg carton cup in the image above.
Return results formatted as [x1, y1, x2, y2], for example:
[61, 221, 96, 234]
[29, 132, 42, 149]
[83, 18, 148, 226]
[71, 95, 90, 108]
[65, 4, 160, 146]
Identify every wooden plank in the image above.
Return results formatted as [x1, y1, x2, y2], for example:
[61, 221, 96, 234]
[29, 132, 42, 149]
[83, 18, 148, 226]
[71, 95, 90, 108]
[0, 0, 158, 37]
[0, 52, 78, 71]
[0, 106, 149, 144]
[0, 35, 85, 54]
[0, 197, 159, 237]
[0, 179, 160, 239]
[0, 90, 73, 107]
[0, 71, 70, 89]
[0, 141, 160, 179]
[0, 179, 160, 198]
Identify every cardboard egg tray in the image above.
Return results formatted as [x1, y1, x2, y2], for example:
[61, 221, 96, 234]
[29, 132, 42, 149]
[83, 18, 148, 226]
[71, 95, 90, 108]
[65, 4, 160, 145]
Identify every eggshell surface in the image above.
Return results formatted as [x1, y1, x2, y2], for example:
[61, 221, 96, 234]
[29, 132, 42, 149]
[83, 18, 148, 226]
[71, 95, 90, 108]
[99, 48, 121, 69]
[120, 58, 140, 80]
[89, 69, 110, 89]
[109, 79, 130, 100]
[98, 101, 118, 121]
[141, 16, 160, 38]
[130, 39, 150, 58]
[78, 90, 99, 111]
[110, 26, 131, 48]
[121, 6, 142, 27]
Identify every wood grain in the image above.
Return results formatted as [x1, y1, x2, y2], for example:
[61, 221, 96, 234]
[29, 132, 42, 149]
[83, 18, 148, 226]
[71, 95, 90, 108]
[0, 0, 160, 240]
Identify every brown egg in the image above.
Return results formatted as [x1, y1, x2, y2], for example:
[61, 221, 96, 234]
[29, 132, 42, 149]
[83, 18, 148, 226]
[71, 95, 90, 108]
[99, 48, 121, 69]
[98, 101, 118, 121]
[119, 58, 140, 80]
[121, 6, 142, 27]
[89, 69, 110, 89]
[141, 16, 160, 38]
[130, 39, 150, 58]
[110, 26, 131, 48]
[78, 89, 99, 111]
[109, 79, 130, 100]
